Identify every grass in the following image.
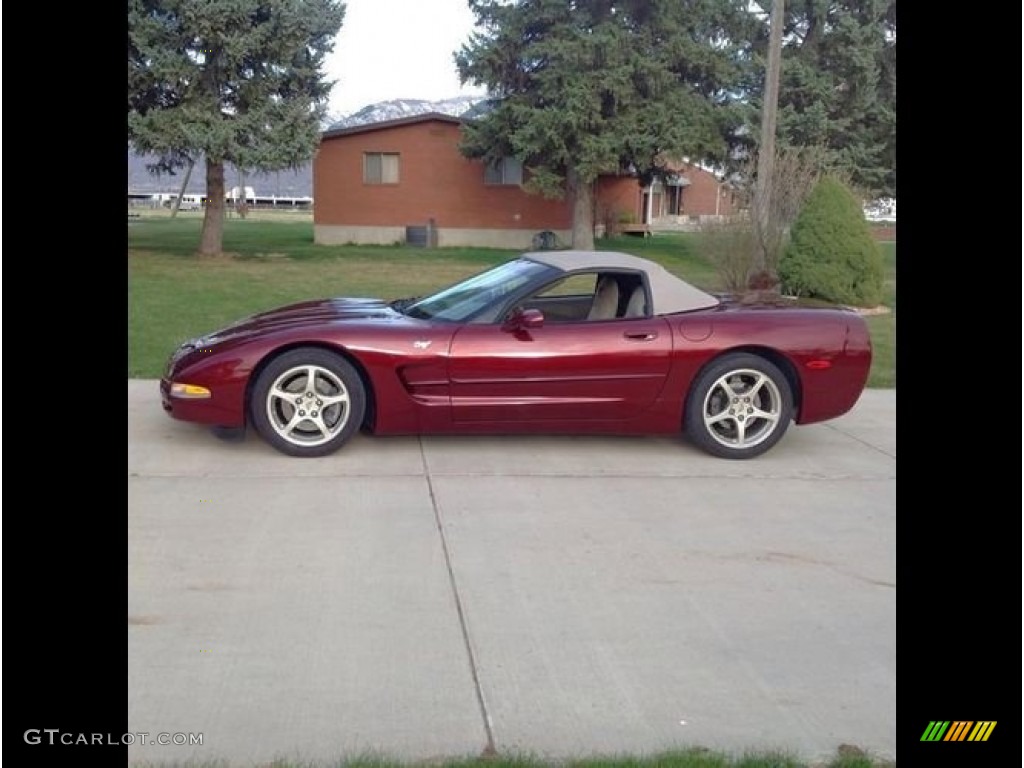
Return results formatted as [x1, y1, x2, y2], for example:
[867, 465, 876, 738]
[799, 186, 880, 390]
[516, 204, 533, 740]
[127, 217, 895, 387]
[129, 745, 895, 768]
[863, 242, 896, 388]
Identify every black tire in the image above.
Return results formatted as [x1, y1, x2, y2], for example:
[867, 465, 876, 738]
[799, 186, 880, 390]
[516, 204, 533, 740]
[211, 425, 246, 442]
[685, 353, 793, 459]
[250, 348, 366, 457]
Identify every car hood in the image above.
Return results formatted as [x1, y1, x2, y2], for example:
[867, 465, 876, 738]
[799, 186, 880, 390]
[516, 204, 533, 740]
[198, 297, 408, 345]
[246, 297, 398, 325]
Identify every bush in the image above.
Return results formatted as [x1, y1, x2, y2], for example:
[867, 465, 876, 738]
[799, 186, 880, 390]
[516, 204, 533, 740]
[778, 176, 884, 307]
[697, 215, 757, 293]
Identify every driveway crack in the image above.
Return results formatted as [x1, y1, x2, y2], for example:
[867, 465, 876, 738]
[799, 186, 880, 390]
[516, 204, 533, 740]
[419, 438, 496, 755]
[822, 422, 896, 459]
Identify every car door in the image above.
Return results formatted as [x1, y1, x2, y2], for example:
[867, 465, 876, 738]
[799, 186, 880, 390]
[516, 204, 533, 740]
[447, 276, 672, 423]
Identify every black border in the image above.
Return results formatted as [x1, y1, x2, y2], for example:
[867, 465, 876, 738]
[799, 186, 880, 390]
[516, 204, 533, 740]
[10, 2, 1016, 764]
[895, 4, 1011, 765]
[6, 5, 128, 762]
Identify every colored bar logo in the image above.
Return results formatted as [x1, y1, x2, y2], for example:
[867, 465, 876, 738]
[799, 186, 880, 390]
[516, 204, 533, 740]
[920, 721, 996, 742]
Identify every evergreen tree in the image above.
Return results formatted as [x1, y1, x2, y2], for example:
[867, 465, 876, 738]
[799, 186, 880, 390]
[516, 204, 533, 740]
[746, 0, 896, 197]
[778, 175, 884, 306]
[456, 0, 754, 248]
[128, 0, 345, 255]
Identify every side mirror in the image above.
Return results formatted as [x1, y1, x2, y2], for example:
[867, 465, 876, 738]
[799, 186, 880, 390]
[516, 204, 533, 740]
[502, 307, 545, 332]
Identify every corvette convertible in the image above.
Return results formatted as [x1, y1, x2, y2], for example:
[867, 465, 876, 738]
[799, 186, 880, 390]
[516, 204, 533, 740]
[161, 250, 871, 459]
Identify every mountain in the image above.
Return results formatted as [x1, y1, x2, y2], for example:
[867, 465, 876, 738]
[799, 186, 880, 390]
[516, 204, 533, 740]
[326, 95, 487, 130]
[128, 95, 489, 197]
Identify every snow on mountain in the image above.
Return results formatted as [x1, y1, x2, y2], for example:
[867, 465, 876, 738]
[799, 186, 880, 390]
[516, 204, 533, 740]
[327, 95, 487, 130]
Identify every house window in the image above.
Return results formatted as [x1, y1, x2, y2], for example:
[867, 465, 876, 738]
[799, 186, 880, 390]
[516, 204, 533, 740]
[364, 152, 400, 184]
[484, 157, 523, 186]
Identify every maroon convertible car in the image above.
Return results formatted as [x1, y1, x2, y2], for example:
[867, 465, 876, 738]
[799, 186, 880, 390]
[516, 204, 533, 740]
[161, 250, 871, 459]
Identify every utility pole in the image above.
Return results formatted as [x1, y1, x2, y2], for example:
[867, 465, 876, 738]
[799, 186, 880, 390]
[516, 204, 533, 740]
[170, 158, 195, 218]
[751, 0, 784, 282]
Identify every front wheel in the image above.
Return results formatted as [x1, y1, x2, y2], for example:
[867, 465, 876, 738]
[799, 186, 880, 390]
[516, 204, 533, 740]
[685, 353, 793, 459]
[250, 348, 366, 457]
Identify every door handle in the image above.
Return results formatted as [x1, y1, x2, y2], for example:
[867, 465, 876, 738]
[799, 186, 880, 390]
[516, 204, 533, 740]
[623, 331, 658, 341]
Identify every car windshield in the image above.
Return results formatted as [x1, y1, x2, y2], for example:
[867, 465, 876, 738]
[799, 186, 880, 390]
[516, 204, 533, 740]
[402, 259, 553, 322]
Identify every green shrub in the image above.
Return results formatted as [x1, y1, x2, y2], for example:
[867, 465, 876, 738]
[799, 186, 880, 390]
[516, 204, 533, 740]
[778, 176, 884, 307]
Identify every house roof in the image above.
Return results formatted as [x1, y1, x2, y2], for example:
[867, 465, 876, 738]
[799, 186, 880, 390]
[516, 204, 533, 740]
[320, 113, 728, 185]
[321, 112, 465, 140]
[524, 250, 719, 314]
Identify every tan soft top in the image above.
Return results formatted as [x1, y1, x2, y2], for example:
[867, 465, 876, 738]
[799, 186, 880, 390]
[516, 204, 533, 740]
[524, 250, 720, 314]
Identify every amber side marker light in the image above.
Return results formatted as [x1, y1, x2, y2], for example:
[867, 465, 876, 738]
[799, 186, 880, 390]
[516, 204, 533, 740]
[805, 360, 832, 370]
[170, 383, 212, 399]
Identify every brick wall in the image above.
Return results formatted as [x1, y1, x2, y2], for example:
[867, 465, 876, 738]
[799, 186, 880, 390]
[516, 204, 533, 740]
[678, 163, 735, 216]
[314, 119, 748, 242]
[314, 120, 571, 231]
[596, 177, 643, 222]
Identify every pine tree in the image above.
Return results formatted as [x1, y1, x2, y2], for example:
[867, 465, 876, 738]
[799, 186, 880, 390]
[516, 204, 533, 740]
[746, 0, 896, 197]
[778, 175, 884, 306]
[128, 0, 345, 255]
[456, 0, 754, 248]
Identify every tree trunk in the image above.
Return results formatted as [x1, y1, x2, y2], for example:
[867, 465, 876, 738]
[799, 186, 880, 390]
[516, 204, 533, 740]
[567, 167, 595, 249]
[198, 159, 226, 257]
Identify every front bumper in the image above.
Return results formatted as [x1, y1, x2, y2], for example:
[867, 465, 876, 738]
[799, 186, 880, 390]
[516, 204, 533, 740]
[160, 378, 246, 427]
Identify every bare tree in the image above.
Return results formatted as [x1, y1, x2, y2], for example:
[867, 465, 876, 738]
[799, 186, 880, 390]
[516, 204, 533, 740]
[699, 146, 825, 294]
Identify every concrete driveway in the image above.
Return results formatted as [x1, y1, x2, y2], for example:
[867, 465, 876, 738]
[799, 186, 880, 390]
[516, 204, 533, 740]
[128, 381, 896, 765]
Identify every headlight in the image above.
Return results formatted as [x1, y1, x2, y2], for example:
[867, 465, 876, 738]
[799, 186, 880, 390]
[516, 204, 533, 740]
[169, 382, 212, 399]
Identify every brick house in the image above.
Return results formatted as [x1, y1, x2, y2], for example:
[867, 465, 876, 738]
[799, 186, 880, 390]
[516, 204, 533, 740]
[313, 113, 735, 249]
[596, 161, 737, 233]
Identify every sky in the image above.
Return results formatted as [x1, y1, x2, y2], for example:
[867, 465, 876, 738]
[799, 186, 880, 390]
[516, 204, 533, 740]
[324, 0, 488, 118]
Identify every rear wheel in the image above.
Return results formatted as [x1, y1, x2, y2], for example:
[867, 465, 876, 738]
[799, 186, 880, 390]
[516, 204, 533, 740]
[685, 353, 793, 459]
[251, 348, 365, 457]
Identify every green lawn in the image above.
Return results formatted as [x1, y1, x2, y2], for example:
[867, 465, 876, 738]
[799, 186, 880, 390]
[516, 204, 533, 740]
[131, 746, 894, 768]
[127, 218, 895, 387]
[864, 241, 896, 387]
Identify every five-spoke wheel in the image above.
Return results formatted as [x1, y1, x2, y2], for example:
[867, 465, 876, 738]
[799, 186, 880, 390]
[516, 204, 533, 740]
[251, 348, 366, 457]
[685, 353, 793, 459]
